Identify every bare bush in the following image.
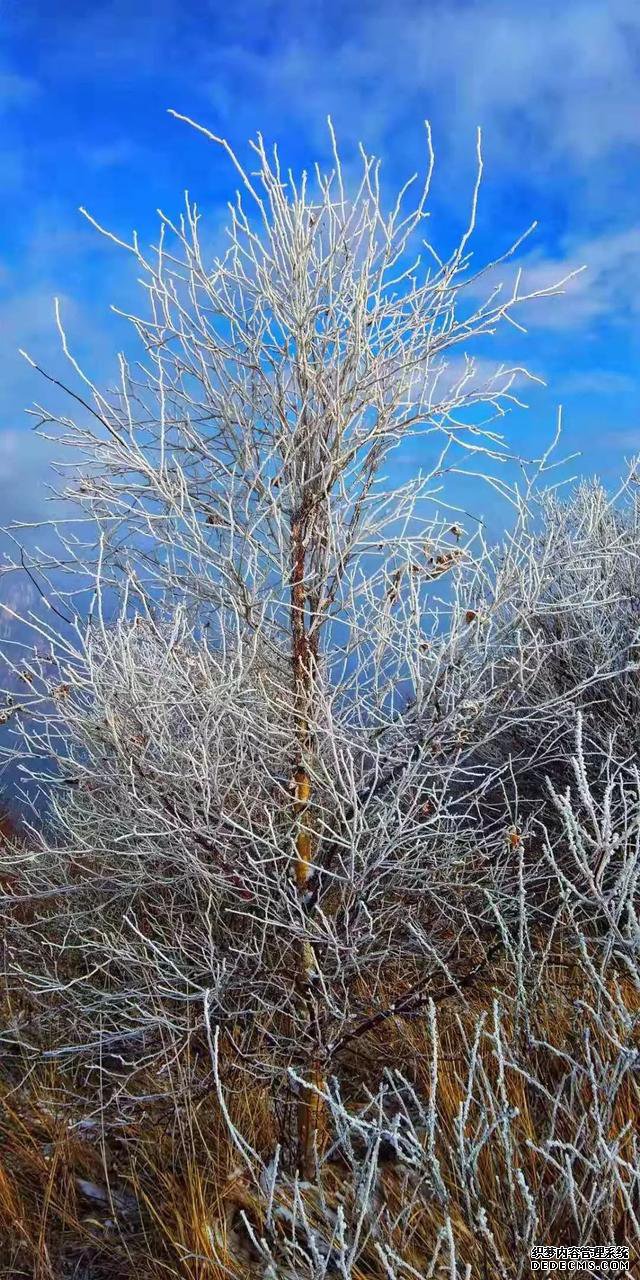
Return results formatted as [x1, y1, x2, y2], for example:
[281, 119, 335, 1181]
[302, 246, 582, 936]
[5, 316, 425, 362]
[1, 116, 637, 1264]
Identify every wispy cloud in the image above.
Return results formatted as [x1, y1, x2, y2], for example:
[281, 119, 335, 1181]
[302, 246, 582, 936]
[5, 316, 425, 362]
[199, 0, 640, 181]
[0, 0, 637, 509]
[508, 226, 640, 332]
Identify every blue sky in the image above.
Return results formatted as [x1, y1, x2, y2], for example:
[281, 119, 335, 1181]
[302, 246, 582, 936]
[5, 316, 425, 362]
[0, 0, 639, 816]
[1, 0, 639, 525]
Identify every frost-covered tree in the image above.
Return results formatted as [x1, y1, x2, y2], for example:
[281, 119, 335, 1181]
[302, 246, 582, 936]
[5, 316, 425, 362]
[0, 118, 598, 1175]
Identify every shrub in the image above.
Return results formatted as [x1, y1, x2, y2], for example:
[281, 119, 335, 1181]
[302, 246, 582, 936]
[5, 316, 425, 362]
[0, 120, 637, 1275]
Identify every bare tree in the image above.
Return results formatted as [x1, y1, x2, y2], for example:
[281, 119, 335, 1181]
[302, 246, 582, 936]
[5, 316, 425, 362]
[0, 118, 581, 1174]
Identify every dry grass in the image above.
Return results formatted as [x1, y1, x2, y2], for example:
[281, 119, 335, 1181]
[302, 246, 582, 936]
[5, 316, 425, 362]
[1, 941, 638, 1279]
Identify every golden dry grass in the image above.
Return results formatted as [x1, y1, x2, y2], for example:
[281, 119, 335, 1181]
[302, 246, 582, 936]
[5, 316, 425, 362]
[1, 944, 638, 1279]
[1, 799, 638, 1275]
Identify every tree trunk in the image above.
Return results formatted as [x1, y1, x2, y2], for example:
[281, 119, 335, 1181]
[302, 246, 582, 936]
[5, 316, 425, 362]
[290, 512, 324, 1175]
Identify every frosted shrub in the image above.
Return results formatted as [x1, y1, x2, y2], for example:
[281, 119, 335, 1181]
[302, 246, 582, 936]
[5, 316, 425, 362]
[1, 116, 637, 1245]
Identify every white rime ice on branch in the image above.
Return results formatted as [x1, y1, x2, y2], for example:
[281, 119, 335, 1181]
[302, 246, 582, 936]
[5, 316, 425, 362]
[0, 117, 638, 1266]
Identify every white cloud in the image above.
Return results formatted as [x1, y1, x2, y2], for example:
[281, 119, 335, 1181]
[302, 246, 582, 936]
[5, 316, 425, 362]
[0, 289, 81, 410]
[512, 226, 640, 331]
[200, 0, 640, 181]
[457, 222, 640, 334]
